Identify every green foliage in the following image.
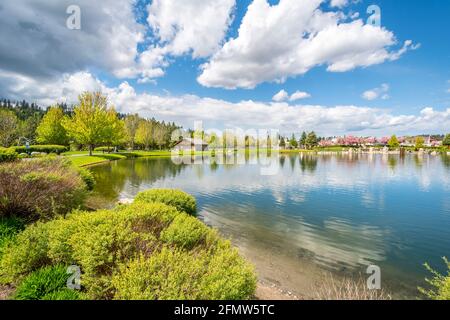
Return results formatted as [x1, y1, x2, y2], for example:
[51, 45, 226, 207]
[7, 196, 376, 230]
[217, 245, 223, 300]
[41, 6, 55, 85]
[77, 167, 96, 190]
[125, 114, 140, 150]
[41, 288, 84, 300]
[289, 134, 298, 148]
[13, 145, 68, 154]
[0, 109, 19, 147]
[443, 134, 450, 147]
[0, 157, 87, 220]
[0, 99, 46, 143]
[300, 131, 307, 148]
[160, 214, 209, 249]
[420, 257, 450, 300]
[62, 92, 125, 155]
[0, 217, 25, 253]
[134, 189, 197, 216]
[305, 131, 318, 149]
[112, 244, 256, 300]
[415, 136, 425, 150]
[388, 135, 400, 149]
[36, 107, 69, 145]
[0, 193, 256, 300]
[0, 222, 51, 284]
[0, 147, 18, 162]
[135, 119, 154, 150]
[14, 264, 69, 300]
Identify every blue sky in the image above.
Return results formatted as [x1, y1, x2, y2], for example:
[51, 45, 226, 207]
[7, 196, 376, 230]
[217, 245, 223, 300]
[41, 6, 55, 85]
[130, 0, 450, 112]
[0, 0, 449, 136]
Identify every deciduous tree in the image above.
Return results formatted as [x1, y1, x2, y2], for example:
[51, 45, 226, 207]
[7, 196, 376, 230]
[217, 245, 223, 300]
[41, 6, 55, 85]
[125, 114, 140, 150]
[443, 134, 450, 147]
[415, 136, 425, 150]
[62, 92, 118, 156]
[0, 109, 18, 147]
[36, 106, 68, 145]
[388, 135, 400, 149]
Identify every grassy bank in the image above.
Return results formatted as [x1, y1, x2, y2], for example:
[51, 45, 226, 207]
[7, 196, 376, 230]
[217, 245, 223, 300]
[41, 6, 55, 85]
[62, 150, 173, 167]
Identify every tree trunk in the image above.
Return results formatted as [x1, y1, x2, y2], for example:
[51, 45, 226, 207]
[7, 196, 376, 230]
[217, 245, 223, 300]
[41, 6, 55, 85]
[89, 145, 93, 156]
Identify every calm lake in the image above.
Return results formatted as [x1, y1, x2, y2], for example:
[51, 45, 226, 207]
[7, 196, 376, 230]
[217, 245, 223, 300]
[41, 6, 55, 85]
[89, 152, 450, 299]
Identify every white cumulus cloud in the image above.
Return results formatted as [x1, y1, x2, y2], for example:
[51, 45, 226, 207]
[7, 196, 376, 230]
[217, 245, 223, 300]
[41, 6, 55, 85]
[290, 91, 312, 101]
[362, 84, 390, 101]
[272, 90, 289, 102]
[0, 71, 447, 137]
[197, 0, 418, 89]
[147, 0, 235, 58]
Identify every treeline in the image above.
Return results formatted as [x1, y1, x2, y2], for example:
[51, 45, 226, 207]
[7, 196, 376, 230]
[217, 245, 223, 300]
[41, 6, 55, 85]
[0, 95, 180, 151]
[280, 131, 319, 149]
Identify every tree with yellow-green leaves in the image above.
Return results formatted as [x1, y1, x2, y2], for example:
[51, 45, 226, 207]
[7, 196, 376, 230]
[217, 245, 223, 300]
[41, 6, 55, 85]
[104, 109, 126, 149]
[62, 92, 124, 156]
[135, 119, 154, 150]
[36, 106, 68, 145]
[415, 136, 425, 150]
[125, 114, 140, 150]
[443, 134, 450, 148]
[388, 135, 400, 149]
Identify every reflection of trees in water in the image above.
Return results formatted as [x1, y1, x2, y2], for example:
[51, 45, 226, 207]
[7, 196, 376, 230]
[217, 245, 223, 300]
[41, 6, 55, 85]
[388, 156, 398, 169]
[441, 153, 450, 168]
[210, 161, 219, 172]
[298, 154, 318, 173]
[90, 158, 186, 202]
[279, 155, 286, 168]
[289, 154, 297, 171]
[413, 155, 423, 168]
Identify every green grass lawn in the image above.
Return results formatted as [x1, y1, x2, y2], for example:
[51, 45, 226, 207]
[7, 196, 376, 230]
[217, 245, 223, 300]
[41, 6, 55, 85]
[65, 154, 127, 167]
[68, 156, 112, 167]
[62, 150, 174, 167]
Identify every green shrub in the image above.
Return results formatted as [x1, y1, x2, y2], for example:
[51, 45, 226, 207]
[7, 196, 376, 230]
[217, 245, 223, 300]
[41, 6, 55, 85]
[0, 222, 51, 284]
[420, 258, 450, 300]
[13, 145, 68, 155]
[112, 248, 206, 300]
[160, 214, 209, 249]
[0, 217, 25, 253]
[0, 147, 18, 162]
[134, 189, 197, 216]
[112, 245, 256, 300]
[41, 288, 84, 300]
[0, 192, 256, 300]
[0, 157, 87, 220]
[14, 264, 69, 300]
[77, 167, 96, 191]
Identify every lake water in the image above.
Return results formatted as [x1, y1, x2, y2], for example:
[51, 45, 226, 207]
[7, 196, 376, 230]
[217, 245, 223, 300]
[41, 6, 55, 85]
[89, 152, 450, 299]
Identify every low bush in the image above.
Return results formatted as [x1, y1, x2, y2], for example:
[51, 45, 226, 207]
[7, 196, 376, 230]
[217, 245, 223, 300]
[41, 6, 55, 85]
[76, 167, 95, 191]
[160, 214, 209, 249]
[14, 264, 69, 300]
[0, 147, 17, 162]
[134, 189, 197, 216]
[420, 258, 450, 300]
[0, 157, 87, 220]
[0, 217, 25, 254]
[13, 145, 68, 155]
[0, 195, 256, 300]
[0, 222, 51, 284]
[113, 244, 256, 300]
